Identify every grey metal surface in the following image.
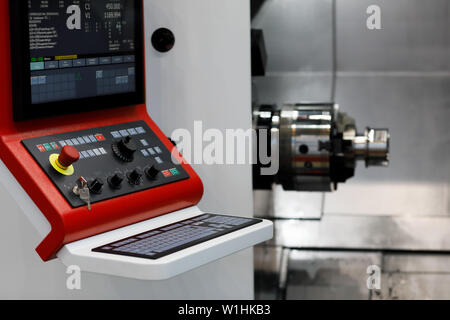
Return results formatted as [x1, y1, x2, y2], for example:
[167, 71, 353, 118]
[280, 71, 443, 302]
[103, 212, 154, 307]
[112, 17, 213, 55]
[253, 73, 333, 105]
[325, 74, 450, 217]
[255, 248, 450, 300]
[270, 215, 450, 251]
[376, 273, 450, 300]
[286, 250, 381, 300]
[254, 245, 284, 300]
[376, 254, 450, 300]
[334, 74, 450, 184]
[254, 187, 324, 220]
[253, 0, 450, 73]
[337, 0, 450, 72]
[252, 0, 333, 73]
[254, 74, 450, 218]
[383, 254, 450, 273]
[251, 0, 334, 104]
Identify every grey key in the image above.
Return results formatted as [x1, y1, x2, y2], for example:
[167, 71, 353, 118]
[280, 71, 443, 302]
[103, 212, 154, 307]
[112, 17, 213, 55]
[79, 186, 91, 211]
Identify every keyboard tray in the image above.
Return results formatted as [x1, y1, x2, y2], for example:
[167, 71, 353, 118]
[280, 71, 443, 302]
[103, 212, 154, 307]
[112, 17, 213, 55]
[92, 214, 262, 260]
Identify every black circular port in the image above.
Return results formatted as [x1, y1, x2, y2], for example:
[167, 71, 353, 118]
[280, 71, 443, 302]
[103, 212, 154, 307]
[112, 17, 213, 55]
[299, 144, 309, 154]
[152, 28, 175, 53]
[305, 162, 313, 169]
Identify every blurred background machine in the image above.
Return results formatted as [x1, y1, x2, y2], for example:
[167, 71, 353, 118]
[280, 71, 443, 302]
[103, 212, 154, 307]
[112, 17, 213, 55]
[251, 0, 450, 300]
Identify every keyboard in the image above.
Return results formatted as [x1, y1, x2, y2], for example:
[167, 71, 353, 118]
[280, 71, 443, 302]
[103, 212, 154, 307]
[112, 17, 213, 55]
[92, 214, 263, 260]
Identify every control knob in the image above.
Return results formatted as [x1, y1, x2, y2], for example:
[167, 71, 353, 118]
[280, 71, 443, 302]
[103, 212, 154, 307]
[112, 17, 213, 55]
[128, 168, 143, 185]
[112, 136, 137, 162]
[145, 164, 162, 179]
[88, 178, 104, 194]
[108, 173, 124, 189]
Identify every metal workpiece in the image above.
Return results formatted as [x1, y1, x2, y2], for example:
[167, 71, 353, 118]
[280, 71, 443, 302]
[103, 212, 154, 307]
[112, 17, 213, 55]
[279, 104, 334, 191]
[357, 128, 390, 168]
[253, 103, 390, 192]
[339, 112, 390, 168]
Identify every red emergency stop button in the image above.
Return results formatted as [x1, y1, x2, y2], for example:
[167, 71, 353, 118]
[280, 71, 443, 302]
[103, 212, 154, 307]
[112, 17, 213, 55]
[57, 145, 80, 169]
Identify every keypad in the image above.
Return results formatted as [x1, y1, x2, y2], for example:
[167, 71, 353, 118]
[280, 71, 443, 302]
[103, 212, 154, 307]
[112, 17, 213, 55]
[93, 214, 262, 260]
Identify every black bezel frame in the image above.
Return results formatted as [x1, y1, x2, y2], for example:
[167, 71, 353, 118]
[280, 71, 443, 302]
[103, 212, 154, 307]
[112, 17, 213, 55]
[9, 0, 145, 122]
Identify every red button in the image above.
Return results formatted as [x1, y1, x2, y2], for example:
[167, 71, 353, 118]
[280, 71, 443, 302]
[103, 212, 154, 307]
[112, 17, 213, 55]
[95, 134, 106, 141]
[58, 145, 80, 168]
[162, 170, 172, 177]
[37, 145, 46, 152]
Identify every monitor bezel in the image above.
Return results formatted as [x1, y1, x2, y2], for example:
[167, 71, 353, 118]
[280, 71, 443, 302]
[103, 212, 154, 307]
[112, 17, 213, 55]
[9, 0, 145, 122]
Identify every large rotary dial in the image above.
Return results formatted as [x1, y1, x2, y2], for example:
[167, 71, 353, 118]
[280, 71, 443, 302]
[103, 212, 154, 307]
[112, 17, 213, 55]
[112, 136, 137, 162]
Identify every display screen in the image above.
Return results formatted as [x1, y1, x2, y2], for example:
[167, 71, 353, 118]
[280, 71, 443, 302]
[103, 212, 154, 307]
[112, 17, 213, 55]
[10, 0, 144, 121]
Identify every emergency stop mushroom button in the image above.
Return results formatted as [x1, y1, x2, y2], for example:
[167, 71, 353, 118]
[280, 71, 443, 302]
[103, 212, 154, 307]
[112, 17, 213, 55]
[57, 145, 80, 168]
[49, 145, 80, 176]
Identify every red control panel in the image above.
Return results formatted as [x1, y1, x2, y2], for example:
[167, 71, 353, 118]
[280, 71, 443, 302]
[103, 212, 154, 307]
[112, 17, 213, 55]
[0, 1, 204, 261]
[22, 121, 192, 208]
[0, 106, 204, 261]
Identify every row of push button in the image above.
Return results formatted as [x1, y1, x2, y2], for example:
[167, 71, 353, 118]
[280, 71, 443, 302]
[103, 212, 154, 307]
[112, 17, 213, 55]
[141, 151, 164, 164]
[36, 142, 60, 152]
[30, 55, 135, 71]
[162, 168, 180, 178]
[36, 134, 106, 152]
[140, 146, 163, 156]
[59, 134, 105, 147]
[140, 140, 163, 153]
[111, 127, 146, 139]
[79, 148, 108, 159]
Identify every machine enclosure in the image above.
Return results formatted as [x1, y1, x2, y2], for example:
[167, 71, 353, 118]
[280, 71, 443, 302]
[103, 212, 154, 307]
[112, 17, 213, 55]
[0, 1, 204, 261]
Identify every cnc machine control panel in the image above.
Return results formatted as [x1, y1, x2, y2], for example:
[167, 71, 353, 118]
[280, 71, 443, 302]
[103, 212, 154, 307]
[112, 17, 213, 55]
[2, 0, 208, 262]
[22, 121, 189, 208]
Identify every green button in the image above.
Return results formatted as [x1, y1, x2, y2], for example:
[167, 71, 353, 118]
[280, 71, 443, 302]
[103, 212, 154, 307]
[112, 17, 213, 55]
[43, 143, 52, 151]
[169, 168, 180, 176]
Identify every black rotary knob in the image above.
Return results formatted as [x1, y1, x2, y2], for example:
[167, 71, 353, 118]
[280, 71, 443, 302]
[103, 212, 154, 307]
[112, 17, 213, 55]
[112, 136, 137, 162]
[145, 164, 162, 179]
[89, 178, 104, 194]
[108, 173, 124, 189]
[128, 168, 143, 185]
